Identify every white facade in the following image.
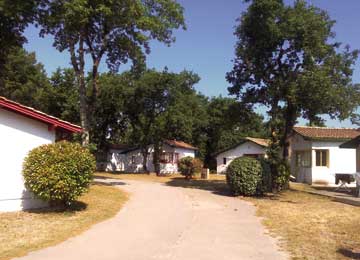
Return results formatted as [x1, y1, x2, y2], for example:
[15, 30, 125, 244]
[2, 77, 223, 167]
[0, 108, 54, 212]
[289, 133, 356, 185]
[216, 141, 267, 174]
[106, 144, 196, 174]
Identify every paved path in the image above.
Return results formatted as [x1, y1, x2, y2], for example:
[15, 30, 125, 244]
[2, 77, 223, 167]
[16, 179, 288, 260]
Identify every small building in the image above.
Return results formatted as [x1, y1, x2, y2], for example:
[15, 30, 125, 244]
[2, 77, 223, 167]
[215, 137, 270, 174]
[0, 96, 82, 212]
[289, 126, 360, 185]
[105, 140, 197, 174]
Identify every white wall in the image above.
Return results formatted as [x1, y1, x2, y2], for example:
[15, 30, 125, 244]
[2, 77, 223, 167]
[289, 133, 356, 185]
[0, 108, 54, 211]
[105, 144, 195, 174]
[216, 142, 266, 174]
[311, 141, 356, 184]
[289, 133, 313, 183]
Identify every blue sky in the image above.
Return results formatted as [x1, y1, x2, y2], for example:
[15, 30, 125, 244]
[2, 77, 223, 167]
[24, 0, 360, 127]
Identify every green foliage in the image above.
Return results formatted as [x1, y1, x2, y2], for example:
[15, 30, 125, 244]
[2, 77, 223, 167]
[47, 68, 80, 124]
[23, 141, 96, 206]
[204, 97, 266, 169]
[0, 0, 40, 79]
[272, 159, 291, 191]
[0, 48, 51, 111]
[38, 0, 186, 144]
[226, 157, 269, 196]
[227, 0, 359, 162]
[178, 156, 203, 179]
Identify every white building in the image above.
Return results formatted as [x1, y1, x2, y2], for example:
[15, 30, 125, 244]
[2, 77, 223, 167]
[289, 126, 360, 185]
[105, 140, 197, 174]
[215, 137, 270, 174]
[0, 96, 82, 212]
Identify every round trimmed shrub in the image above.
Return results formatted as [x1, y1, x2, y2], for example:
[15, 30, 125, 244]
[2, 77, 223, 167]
[226, 157, 267, 196]
[178, 156, 203, 179]
[23, 141, 96, 206]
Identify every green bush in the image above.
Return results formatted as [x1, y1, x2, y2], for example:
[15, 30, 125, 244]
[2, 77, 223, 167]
[272, 160, 291, 191]
[178, 156, 203, 179]
[23, 141, 96, 206]
[226, 157, 270, 196]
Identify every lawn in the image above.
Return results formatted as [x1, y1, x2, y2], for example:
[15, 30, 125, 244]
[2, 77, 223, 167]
[247, 185, 360, 260]
[0, 184, 128, 260]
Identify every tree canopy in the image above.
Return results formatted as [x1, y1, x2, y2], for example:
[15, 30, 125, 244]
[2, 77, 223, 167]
[227, 0, 360, 189]
[38, 0, 186, 144]
[227, 0, 359, 159]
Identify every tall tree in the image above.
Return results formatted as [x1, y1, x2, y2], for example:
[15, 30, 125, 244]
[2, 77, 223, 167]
[0, 0, 40, 84]
[204, 97, 265, 169]
[122, 69, 190, 172]
[0, 47, 51, 111]
[38, 0, 186, 145]
[47, 68, 80, 123]
[227, 0, 359, 166]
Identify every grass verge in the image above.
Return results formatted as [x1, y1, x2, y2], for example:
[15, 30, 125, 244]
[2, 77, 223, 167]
[246, 185, 360, 260]
[0, 184, 128, 260]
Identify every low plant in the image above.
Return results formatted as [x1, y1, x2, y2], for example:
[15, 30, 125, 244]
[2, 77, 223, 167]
[178, 156, 203, 179]
[226, 157, 270, 196]
[23, 141, 96, 206]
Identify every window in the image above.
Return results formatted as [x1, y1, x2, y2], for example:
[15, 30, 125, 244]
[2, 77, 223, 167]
[295, 151, 311, 167]
[223, 158, 227, 165]
[174, 153, 179, 163]
[315, 149, 328, 167]
[160, 152, 175, 163]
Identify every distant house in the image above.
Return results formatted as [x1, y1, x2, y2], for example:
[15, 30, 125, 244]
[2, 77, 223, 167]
[215, 137, 270, 174]
[104, 140, 198, 174]
[0, 96, 82, 212]
[289, 126, 360, 185]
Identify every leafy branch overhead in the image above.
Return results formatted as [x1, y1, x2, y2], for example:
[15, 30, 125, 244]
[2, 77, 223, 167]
[227, 0, 360, 159]
[37, 0, 186, 144]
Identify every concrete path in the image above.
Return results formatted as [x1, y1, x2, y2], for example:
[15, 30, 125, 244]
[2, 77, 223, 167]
[15, 179, 288, 260]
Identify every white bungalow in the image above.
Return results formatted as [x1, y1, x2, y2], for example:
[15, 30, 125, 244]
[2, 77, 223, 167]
[289, 126, 360, 185]
[215, 137, 270, 174]
[0, 96, 82, 212]
[105, 140, 197, 174]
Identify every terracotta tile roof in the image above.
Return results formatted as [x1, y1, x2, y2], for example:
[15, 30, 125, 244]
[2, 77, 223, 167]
[213, 137, 270, 156]
[293, 126, 360, 140]
[245, 137, 270, 147]
[164, 140, 198, 150]
[0, 96, 82, 133]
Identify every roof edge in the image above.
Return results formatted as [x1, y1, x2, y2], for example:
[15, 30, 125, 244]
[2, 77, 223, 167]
[0, 97, 82, 133]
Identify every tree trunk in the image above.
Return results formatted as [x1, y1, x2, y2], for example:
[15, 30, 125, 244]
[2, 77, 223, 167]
[69, 36, 90, 146]
[78, 36, 90, 146]
[153, 141, 161, 175]
[141, 146, 149, 173]
[281, 104, 297, 161]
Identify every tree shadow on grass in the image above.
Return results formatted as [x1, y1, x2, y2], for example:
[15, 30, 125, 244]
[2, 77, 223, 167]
[165, 177, 232, 196]
[92, 180, 127, 186]
[24, 200, 88, 214]
[337, 248, 360, 259]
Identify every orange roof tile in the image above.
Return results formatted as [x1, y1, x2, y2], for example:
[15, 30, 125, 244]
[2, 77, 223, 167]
[293, 126, 360, 140]
[165, 140, 198, 150]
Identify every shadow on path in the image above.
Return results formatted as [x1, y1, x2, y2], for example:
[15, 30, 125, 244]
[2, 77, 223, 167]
[165, 177, 232, 197]
[338, 248, 360, 259]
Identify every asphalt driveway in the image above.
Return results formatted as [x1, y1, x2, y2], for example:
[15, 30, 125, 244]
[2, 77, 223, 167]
[15, 178, 288, 260]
